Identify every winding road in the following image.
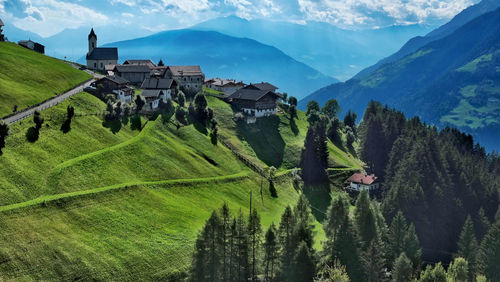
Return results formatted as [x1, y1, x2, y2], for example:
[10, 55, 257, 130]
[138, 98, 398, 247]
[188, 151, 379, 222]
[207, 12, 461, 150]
[2, 63, 103, 125]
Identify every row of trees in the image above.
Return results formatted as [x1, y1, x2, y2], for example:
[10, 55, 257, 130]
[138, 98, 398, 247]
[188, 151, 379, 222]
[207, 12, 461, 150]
[190, 188, 500, 281]
[190, 195, 321, 282]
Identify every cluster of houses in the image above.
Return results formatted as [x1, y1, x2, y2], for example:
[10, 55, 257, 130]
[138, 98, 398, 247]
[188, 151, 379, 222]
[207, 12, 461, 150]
[87, 28, 284, 122]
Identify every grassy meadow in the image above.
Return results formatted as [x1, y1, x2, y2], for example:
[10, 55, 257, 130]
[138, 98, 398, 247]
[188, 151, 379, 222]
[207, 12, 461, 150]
[0, 42, 91, 117]
[206, 96, 362, 171]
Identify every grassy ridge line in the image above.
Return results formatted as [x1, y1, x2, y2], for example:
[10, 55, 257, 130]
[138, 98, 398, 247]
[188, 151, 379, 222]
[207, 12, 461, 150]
[0, 171, 250, 213]
[51, 120, 153, 173]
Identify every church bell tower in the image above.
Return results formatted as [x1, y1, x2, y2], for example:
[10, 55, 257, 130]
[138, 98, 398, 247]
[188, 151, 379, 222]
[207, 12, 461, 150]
[88, 28, 97, 54]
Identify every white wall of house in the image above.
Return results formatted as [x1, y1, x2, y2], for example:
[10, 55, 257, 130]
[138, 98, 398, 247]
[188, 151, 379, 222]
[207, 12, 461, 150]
[113, 89, 133, 103]
[87, 59, 118, 71]
[350, 182, 379, 191]
[242, 108, 277, 118]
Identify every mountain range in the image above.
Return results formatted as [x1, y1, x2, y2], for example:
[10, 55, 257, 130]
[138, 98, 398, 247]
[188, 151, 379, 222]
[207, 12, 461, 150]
[193, 16, 432, 80]
[300, 4, 500, 151]
[97, 29, 338, 99]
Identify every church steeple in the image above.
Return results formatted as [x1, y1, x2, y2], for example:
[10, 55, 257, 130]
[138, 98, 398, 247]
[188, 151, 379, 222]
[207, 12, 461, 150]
[88, 28, 97, 54]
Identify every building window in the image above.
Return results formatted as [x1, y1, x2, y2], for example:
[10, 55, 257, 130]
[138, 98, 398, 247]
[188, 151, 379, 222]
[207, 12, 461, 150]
[92, 42, 95, 48]
[94, 63, 96, 68]
[100, 62, 103, 68]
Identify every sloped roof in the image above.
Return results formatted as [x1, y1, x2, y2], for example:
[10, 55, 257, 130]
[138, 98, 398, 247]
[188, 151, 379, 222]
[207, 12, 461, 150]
[348, 173, 378, 185]
[230, 88, 279, 102]
[141, 89, 165, 98]
[167, 66, 203, 76]
[141, 78, 176, 89]
[253, 82, 278, 92]
[124, 60, 156, 68]
[87, 48, 118, 60]
[100, 75, 129, 85]
[114, 64, 150, 73]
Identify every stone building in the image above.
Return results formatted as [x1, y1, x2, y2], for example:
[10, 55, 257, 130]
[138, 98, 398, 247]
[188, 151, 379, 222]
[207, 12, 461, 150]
[86, 28, 118, 71]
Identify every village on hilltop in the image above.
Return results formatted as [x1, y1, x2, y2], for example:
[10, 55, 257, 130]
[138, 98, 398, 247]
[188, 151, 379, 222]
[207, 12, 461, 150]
[84, 28, 284, 124]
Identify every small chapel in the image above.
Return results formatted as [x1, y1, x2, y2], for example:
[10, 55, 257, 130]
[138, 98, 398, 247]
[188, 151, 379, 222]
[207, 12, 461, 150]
[86, 28, 118, 71]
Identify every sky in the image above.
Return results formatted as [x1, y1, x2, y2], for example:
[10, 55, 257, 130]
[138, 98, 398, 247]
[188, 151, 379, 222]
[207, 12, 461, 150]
[0, 0, 480, 37]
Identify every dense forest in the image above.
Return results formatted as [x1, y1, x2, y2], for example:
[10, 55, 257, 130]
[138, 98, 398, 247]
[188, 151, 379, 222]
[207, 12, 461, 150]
[189, 100, 500, 281]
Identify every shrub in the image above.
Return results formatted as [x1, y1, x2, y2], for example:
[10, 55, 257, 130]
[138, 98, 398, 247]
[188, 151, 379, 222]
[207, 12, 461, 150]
[26, 126, 39, 142]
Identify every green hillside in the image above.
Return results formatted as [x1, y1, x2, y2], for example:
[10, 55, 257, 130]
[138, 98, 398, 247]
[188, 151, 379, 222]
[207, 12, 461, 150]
[207, 96, 362, 171]
[0, 42, 91, 117]
[0, 92, 333, 279]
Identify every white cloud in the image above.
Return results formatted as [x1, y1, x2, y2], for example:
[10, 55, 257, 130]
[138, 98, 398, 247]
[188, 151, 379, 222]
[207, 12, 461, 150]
[2, 0, 108, 36]
[296, 0, 478, 28]
[121, 12, 133, 17]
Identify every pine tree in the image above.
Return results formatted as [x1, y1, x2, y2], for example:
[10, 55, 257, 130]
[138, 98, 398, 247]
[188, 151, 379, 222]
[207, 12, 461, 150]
[431, 263, 447, 282]
[306, 100, 320, 116]
[228, 217, 237, 281]
[362, 239, 387, 282]
[447, 257, 469, 282]
[354, 190, 377, 249]
[263, 223, 278, 280]
[389, 211, 407, 265]
[248, 209, 262, 281]
[391, 253, 412, 282]
[291, 241, 316, 282]
[322, 99, 341, 119]
[475, 208, 490, 241]
[190, 226, 208, 282]
[477, 219, 500, 281]
[134, 95, 145, 113]
[236, 210, 250, 281]
[220, 203, 231, 281]
[206, 211, 222, 282]
[278, 206, 295, 281]
[33, 110, 44, 130]
[457, 215, 478, 278]
[0, 121, 9, 155]
[403, 224, 421, 272]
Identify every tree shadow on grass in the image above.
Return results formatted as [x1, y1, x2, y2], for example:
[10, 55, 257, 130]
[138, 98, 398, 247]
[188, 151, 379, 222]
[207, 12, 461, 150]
[303, 183, 331, 223]
[188, 115, 208, 135]
[102, 119, 122, 134]
[290, 118, 299, 136]
[236, 115, 285, 168]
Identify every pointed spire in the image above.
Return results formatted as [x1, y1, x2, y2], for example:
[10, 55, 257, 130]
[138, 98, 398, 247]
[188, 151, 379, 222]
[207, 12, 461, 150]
[88, 28, 97, 40]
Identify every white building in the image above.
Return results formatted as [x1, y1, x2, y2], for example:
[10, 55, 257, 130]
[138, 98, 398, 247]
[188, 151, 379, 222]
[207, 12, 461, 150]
[347, 173, 380, 191]
[86, 28, 118, 71]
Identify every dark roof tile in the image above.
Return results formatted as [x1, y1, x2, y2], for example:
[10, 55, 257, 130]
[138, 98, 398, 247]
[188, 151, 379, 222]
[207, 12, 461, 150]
[87, 47, 118, 60]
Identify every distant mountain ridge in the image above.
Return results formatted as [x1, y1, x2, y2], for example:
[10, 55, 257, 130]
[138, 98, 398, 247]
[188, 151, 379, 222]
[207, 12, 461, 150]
[95, 29, 337, 99]
[300, 7, 500, 150]
[354, 0, 500, 79]
[193, 16, 432, 80]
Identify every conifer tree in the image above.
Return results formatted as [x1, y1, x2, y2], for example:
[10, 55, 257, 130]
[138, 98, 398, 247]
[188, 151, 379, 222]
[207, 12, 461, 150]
[288, 96, 298, 107]
[33, 110, 44, 130]
[457, 215, 478, 278]
[325, 201, 365, 282]
[362, 239, 387, 282]
[403, 223, 421, 271]
[391, 253, 412, 282]
[278, 206, 295, 281]
[354, 190, 377, 249]
[190, 225, 209, 282]
[477, 218, 500, 281]
[322, 99, 341, 119]
[236, 210, 250, 281]
[447, 257, 469, 282]
[291, 241, 316, 282]
[0, 121, 9, 155]
[475, 208, 490, 241]
[389, 211, 407, 264]
[228, 217, 237, 281]
[263, 223, 278, 280]
[248, 209, 262, 281]
[134, 95, 145, 113]
[220, 203, 231, 281]
[206, 211, 222, 281]
[431, 263, 447, 282]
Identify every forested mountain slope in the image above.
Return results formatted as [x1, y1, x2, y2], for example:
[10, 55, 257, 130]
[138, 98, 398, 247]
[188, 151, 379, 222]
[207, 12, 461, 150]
[300, 8, 500, 150]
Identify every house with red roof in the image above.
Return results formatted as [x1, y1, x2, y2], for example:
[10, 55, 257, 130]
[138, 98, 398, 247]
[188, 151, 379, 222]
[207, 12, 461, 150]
[347, 173, 380, 191]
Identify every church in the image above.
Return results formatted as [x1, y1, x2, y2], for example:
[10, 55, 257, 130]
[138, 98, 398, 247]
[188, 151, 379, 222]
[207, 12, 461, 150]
[86, 28, 118, 71]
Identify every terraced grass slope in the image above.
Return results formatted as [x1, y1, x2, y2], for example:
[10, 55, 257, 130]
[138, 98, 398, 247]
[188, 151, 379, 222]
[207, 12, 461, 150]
[0, 42, 91, 117]
[0, 92, 327, 280]
[207, 96, 362, 171]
